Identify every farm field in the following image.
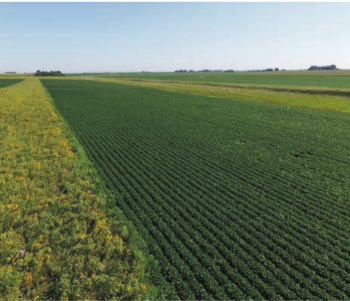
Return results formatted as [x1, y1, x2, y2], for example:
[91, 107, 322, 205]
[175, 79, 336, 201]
[0, 78, 23, 88]
[88, 76, 350, 114]
[74, 70, 350, 90]
[42, 79, 350, 300]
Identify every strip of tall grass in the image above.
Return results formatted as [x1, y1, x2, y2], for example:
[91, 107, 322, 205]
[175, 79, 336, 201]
[0, 79, 152, 300]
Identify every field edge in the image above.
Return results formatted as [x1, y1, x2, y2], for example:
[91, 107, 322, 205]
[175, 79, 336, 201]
[40, 80, 160, 300]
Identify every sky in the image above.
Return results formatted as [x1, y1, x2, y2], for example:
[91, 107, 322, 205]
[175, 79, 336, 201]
[1, 2, 350, 73]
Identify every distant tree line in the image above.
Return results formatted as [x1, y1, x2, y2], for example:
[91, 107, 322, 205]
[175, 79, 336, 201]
[307, 65, 337, 71]
[247, 68, 279, 72]
[34, 70, 65, 77]
[175, 69, 194, 73]
[173, 68, 289, 73]
[174, 69, 235, 73]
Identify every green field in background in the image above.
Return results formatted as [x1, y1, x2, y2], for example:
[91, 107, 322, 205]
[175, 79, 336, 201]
[0, 78, 23, 88]
[70, 70, 350, 90]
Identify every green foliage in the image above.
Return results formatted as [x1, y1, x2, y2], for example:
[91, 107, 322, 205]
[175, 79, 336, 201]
[35, 70, 65, 77]
[42, 79, 350, 300]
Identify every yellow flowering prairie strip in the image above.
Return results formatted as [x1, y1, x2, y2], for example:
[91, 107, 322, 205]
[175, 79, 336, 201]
[0, 79, 148, 300]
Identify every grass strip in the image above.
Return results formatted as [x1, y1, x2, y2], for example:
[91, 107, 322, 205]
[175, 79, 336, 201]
[0, 78, 152, 300]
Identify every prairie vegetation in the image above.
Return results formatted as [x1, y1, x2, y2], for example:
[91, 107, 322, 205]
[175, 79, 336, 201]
[42, 79, 350, 299]
[0, 79, 150, 300]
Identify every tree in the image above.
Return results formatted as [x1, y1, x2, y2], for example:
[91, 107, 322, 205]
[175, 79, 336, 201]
[308, 65, 337, 71]
[34, 70, 65, 77]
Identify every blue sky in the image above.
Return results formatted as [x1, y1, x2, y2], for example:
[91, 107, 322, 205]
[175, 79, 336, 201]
[1, 2, 350, 73]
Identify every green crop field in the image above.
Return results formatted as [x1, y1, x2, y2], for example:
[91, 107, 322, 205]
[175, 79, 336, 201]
[42, 79, 350, 300]
[74, 70, 350, 90]
[0, 78, 23, 88]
